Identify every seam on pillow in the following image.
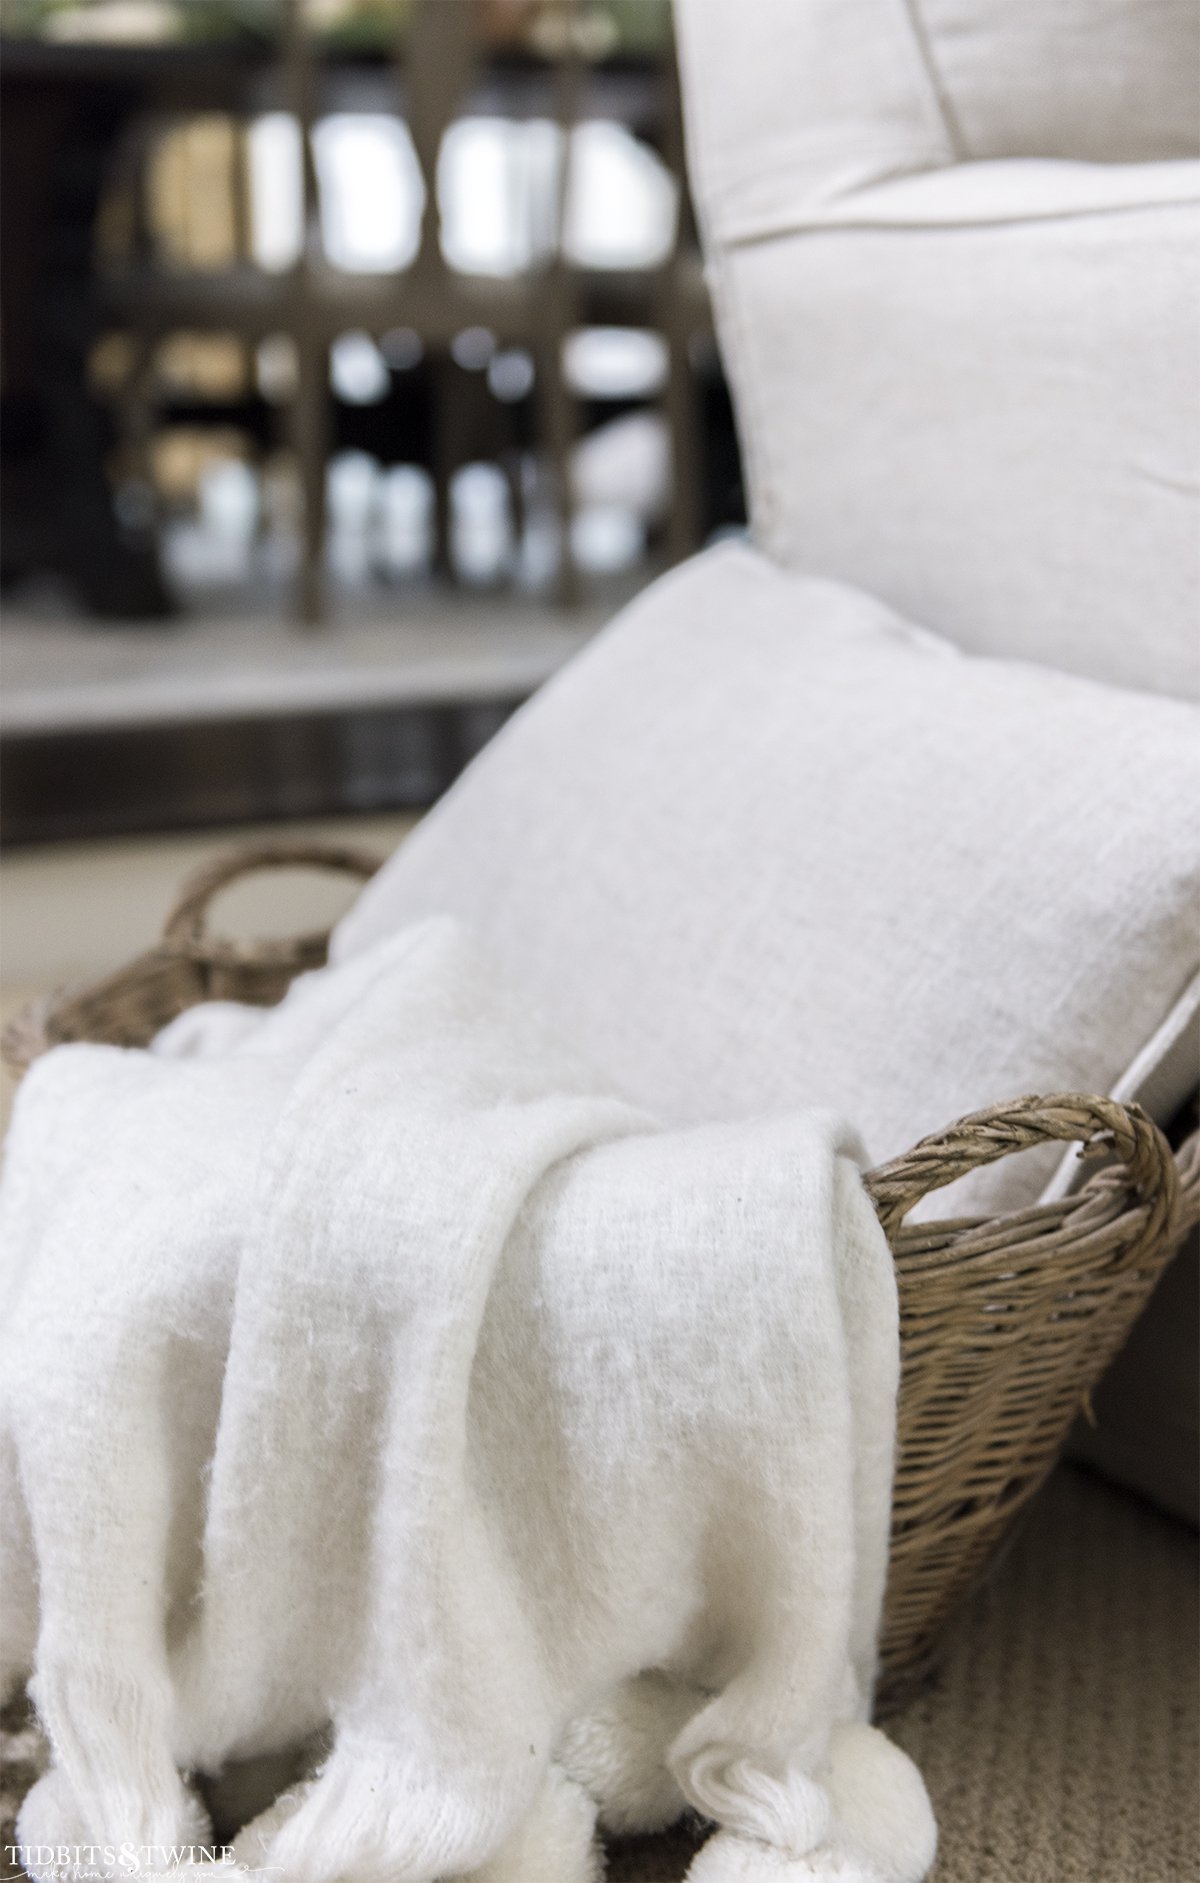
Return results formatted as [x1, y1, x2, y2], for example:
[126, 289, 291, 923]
[898, 0, 969, 160]
[715, 176, 1200, 249]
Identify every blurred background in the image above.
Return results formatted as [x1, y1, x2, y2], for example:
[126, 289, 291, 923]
[1, 0, 745, 846]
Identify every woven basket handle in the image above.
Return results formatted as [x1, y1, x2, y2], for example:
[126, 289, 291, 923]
[864, 1093, 1179, 1244]
[161, 841, 382, 965]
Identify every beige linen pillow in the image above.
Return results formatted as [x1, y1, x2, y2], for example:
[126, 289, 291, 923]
[333, 544, 1200, 1216]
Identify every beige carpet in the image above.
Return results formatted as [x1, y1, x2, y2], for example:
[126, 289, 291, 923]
[605, 1467, 1200, 1883]
[3, 1466, 1196, 1883]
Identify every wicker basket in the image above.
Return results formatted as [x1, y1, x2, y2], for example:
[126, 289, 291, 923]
[4, 840, 1197, 1703]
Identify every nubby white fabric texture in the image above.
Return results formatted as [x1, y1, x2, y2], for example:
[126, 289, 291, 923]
[673, 0, 1200, 699]
[333, 545, 1200, 1220]
[0, 920, 934, 1883]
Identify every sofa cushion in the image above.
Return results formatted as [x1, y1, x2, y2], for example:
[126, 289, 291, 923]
[333, 544, 1200, 1216]
[703, 164, 1199, 701]
[673, 0, 1200, 701]
[675, 0, 1200, 238]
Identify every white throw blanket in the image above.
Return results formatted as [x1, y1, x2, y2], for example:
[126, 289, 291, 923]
[0, 919, 935, 1883]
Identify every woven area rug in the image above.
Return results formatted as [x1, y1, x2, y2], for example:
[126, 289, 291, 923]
[3, 1466, 1196, 1883]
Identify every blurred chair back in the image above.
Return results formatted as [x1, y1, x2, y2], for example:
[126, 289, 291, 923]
[396, 0, 582, 598]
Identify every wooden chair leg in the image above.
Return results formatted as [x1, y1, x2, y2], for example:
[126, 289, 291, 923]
[536, 332, 577, 606]
[291, 328, 327, 627]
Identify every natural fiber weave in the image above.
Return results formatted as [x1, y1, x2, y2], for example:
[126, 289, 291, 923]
[4, 842, 1196, 1694]
[0, 843, 381, 1072]
[865, 1094, 1194, 1697]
